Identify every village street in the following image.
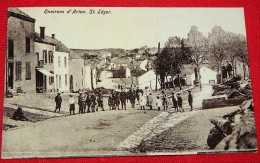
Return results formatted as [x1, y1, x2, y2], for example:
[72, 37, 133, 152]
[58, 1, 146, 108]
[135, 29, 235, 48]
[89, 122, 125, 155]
[2, 84, 238, 159]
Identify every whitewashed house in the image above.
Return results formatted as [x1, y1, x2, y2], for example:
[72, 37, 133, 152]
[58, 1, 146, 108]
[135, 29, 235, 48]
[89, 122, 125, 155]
[54, 51, 69, 92]
[187, 66, 217, 85]
[34, 28, 56, 93]
[84, 61, 97, 90]
[137, 70, 160, 90]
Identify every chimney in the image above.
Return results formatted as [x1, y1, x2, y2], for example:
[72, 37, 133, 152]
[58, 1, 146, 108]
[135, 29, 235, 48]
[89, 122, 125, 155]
[40, 27, 45, 39]
[158, 42, 160, 54]
[52, 34, 55, 39]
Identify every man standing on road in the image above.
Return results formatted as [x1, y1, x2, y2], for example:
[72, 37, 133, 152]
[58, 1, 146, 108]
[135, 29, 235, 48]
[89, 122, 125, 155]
[136, 87, 141, 105]
[128, 88, 136, 108]
[188, 90, 193, 111]
[78, 92, 85, 114]
[54, 93, 62, 113]
[97, 91, 105, 111]
[119, 89, 127, 110]
[91, 92, 97, 112]
[177, 93, 184, 112]
[85, 92, 92, 113]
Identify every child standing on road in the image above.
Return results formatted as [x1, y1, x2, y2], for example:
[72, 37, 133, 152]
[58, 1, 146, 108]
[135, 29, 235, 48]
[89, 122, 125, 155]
[177, 93, 184, 112]
[156, 96, 162, 111]
[147, 93, 153, 110]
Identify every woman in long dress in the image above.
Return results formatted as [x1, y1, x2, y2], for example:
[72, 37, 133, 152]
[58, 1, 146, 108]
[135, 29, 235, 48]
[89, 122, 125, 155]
[139, 92, 146, 110]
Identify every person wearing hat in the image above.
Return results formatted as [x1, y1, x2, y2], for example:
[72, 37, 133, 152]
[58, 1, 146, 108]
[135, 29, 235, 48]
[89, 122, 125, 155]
[162, 91, 168, 110]
[69, 95, 76, 115]
[188, 90, 193, 111]
[177, 93, 184, 112]
[54, 92, 62, 113]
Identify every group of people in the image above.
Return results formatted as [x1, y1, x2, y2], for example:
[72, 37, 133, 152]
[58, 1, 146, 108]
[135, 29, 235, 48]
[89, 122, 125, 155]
[55, 91, 105, 115]
[154, 90, 193, 112]
[54, 87, 194, 115]
[222, 60, 233, 83]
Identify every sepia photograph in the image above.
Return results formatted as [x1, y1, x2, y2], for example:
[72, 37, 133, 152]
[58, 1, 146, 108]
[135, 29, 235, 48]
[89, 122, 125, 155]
[1, 7, 257, 159]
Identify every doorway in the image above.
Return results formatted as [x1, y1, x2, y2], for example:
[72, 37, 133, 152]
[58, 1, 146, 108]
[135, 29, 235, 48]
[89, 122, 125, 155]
[7, 62, 14, 89]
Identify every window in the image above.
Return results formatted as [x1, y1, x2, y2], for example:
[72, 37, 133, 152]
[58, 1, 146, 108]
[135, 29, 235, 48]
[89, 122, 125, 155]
[58, 56, 61, 67]
[15, 61, 22, 80]
[25, 62, 31, 80]
[64, 57, 67, 67]
[26, 37, 30, 53]
[65, 74, 67, 86]
[48, 51, 53, 64]
[82, 68, 84, 75]
[43, 50, 47, 64]
[8, 40, 14, 59]
[49, 77, 54, 85]
[82, 79, 83, 86]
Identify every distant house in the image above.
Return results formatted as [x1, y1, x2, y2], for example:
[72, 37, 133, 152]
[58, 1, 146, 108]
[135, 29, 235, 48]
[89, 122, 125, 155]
[69, 57, 85, 92]
[5, 8, 37, 94]
[137, 70, 160, 90]
[34, 27, 69, 93]
[111, 67, 131, 78]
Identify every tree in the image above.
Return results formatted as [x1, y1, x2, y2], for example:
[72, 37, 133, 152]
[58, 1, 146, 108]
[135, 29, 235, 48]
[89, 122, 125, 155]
[152, 36, 192, 90]
[187, 26, 208, 90]
[208, 26, 229, 74]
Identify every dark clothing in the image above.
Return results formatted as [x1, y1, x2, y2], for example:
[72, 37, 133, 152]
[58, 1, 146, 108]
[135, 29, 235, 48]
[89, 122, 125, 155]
[55, 95, 62, 113]
[222, 66, 227, 79]
[70, 104, 75, 115]
[97, 94, 104, 111]
[12, 108, 28, 121]
[172, 95, 178, 111]
[108, 96, 113, 110]
[120, 92, 127, 110]
[128, 91, 136, 108]
[227, 63, 233, 77]
[91, 94, 97, 112]
[119, 92, 127, 101]
[85, 95, 92, 113]
[188, 93, 193, 110]
[78, 94, 85, 113]
[136, 89, 142, 100]
[177, 96, 183, 108]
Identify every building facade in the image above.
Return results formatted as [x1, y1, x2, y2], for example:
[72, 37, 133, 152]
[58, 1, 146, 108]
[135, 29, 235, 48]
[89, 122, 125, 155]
[54, 51, 69, 92]
[84, 63, 97, 90]
[5, 8, 37, 94]
[69, 58, 85, 92]
[34, 31, 55, 93]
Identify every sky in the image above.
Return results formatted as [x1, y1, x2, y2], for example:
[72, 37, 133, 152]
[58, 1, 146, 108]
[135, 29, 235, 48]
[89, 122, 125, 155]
[19, 7, 247, 50]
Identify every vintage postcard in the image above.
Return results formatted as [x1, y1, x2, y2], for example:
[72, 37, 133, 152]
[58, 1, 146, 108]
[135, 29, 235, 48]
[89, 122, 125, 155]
[2, 7, 257, 158]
